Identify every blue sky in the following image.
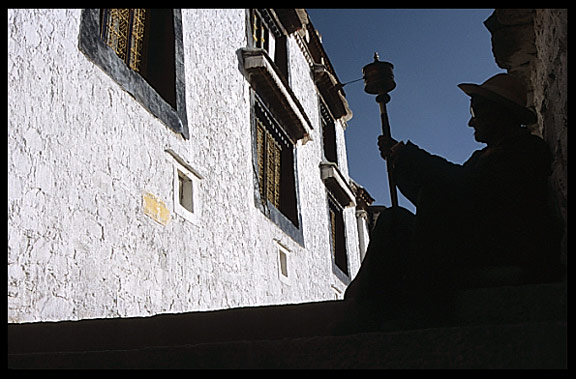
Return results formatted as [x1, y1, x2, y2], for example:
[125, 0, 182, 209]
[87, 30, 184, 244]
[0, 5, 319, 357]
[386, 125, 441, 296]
[306, 9, 503, 212]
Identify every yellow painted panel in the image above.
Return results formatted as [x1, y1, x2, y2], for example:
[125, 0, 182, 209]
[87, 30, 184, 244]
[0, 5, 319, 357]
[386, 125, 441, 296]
[142, 192, 170, 226]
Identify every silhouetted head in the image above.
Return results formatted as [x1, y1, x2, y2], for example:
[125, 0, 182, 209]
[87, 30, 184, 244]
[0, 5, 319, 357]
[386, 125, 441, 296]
[458, 74, 536, 145]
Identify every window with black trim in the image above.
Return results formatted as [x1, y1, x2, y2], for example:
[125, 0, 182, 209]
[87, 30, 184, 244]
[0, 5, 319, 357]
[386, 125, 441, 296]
[320, 99, 338, 165]
[328, 193, 349, 277]
[78, 9, 188, 139]
[100, 9, 177, 109]
[250, 9, 288, 82]
[244, 9, 305, 246]
[319, 97, 352, 281]
[254, 95, 298, 227]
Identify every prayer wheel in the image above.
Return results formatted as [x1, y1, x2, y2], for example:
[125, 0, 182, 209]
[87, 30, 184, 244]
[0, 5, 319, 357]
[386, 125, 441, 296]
[362, 53, 399, 208]
[362, 52, 396, 95]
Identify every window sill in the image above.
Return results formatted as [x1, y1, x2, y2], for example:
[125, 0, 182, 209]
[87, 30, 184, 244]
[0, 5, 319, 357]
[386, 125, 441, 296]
[320, 161, 356, 208]
[332, 263, 351, 285]
[260, 200, 305, 247]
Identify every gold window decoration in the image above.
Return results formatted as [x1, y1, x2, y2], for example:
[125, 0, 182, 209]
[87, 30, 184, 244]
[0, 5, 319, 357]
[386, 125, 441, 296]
[329, 207, 337, 260]
[253, 94, 298, 226]
[251, 9, 271, 53]
[256, 120, 265, 197]
[101, 9, 147, 72]
[256, 119, 282, 208]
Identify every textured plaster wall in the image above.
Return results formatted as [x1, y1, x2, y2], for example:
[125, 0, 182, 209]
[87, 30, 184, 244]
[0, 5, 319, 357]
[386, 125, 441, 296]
[8, 9, 361, 323]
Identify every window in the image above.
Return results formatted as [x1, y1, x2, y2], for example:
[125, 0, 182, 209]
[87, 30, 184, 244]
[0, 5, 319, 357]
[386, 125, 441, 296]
[251, 9, 288, 82]
[178, 169, 194, 213]
[320, 99, 338, 165]
[243, 10, 307, 246]
[168, 150, 202, 225]
[254, 96, 298, 228]
[252, 9, 271, 52]
[328, 194, 349, 277]
[318, 97, 355, 282]
[100, 9, 147, 73]
[279, 248, 288, 277]
[100, 9, 177, 109]
[78, 9, 188, 138]
[276, 241, 291, 284]
[256, 118, 282, 209]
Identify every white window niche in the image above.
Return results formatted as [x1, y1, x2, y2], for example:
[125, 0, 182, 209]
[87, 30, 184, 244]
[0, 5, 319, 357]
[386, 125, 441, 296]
[166, 149, 203, 225]
[275, 240, 292, 285]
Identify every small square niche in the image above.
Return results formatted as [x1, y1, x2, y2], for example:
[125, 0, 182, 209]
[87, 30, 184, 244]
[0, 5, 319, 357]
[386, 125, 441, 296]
[178, 169, 194, 213]
[169, 152, 202, 225]
[276, 242, 291, 284]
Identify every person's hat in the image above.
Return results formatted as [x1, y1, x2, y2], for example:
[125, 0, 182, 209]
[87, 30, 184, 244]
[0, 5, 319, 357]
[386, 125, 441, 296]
[458, 73, 537, 125]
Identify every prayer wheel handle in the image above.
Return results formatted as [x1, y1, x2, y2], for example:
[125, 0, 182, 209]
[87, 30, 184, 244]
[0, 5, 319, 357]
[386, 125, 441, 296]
[362, 53, 399, 208]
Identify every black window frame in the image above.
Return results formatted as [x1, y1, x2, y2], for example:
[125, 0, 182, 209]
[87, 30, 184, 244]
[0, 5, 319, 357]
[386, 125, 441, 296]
[250, 8, 289, 84]
[251, 91, 304, 246]
[78, 9, 189, 139]
[327, 192, 350, 283]
[320, 98, 339, 165]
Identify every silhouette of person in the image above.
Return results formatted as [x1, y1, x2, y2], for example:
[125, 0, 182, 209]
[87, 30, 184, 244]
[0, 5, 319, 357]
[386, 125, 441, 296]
[338, 73, 563, 333]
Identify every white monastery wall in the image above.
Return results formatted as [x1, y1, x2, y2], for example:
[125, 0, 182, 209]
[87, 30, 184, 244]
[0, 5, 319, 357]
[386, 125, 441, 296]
[8, 9, 362, 323]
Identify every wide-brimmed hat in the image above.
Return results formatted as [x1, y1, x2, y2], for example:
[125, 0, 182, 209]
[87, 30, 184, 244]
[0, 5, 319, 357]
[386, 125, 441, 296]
[458, 73, 537, 125]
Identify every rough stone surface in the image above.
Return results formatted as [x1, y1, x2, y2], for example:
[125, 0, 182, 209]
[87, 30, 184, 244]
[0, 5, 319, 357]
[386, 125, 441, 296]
[531, 9, 568, 263]
[486, 9, 567, 264]
[8, 9, 361, 323]
[488, 9, 536, 73]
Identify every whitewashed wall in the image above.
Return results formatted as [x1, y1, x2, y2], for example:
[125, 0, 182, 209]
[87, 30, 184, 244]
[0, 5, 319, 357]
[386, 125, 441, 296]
[8, 9, 361, 323]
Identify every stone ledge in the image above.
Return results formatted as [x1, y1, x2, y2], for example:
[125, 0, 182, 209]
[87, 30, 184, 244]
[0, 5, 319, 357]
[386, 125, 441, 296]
[8, 282, 565, 357]
[8, 321, 566, 369]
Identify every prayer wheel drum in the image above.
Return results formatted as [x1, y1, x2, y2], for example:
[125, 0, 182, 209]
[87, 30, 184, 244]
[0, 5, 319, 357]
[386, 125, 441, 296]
[362, 53, 396, 95]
